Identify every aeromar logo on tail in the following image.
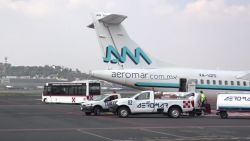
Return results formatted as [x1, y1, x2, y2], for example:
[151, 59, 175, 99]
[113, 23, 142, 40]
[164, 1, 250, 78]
[103, 45, 152, 65]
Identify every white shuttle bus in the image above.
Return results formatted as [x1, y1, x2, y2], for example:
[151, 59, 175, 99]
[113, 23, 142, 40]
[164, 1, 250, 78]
[42, 80, 101, 104]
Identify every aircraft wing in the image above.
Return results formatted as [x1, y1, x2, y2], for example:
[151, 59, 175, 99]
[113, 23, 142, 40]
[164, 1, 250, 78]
[236, 72, 250, 80]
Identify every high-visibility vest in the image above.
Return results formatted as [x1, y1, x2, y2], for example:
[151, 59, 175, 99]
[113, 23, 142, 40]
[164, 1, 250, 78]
[201, 93, 206, 103]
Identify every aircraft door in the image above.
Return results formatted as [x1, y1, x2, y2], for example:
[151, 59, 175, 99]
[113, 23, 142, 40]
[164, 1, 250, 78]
[179, 78, 187, 92]
[187, 79, 197, 92]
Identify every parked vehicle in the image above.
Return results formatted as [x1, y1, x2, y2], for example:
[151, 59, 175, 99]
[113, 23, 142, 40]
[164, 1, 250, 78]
[80, 93, 121, 116]
[42, 80, 100, 104]
[108, 91, 201, 118]
[216, 93, 250, 119]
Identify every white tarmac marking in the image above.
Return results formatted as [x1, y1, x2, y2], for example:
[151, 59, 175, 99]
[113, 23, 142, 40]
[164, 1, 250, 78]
[76, 129, 113, 141]
[1, 125, 250, 132]
[140, 128, 186, 138]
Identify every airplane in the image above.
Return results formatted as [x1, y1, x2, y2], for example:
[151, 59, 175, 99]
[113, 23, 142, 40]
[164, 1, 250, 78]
[87, 12, 250, 94]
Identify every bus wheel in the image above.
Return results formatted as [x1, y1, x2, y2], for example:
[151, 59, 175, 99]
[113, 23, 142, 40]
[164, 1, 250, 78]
[118, 107, 129, 118]
[43, 98, 47, 104]
[220, 111, 228, 119]
[94, 107, 101, 116]
[168, 107, 181, 118]
[85, 112, 91, 116]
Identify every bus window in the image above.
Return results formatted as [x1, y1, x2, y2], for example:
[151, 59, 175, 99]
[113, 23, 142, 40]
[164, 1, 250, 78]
[53, 86, 67, 95]
[43, 86, 48, 95]
[89, 83, 101, 95]
[51, 86, 59, 95]
[68, 86, 74, 95]
[78, 84, 86, 96]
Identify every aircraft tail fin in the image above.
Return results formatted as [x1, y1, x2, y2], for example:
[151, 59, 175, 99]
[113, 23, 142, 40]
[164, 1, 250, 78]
[88, 12, 173, 69]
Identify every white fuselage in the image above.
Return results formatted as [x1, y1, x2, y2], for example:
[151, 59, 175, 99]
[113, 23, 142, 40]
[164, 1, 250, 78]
[91, 67, 250, 94]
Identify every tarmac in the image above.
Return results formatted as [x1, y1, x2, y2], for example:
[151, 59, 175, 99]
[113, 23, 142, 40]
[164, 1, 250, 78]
[0, 95, 250, 141]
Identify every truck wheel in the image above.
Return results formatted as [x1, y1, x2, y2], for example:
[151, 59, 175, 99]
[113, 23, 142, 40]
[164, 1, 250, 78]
[168, 107, 181, 118]
[94, 107, 101, 116]
[220, 111, 228, 119]
[85, 112, 91, 116]
[118, 107, 129, 118]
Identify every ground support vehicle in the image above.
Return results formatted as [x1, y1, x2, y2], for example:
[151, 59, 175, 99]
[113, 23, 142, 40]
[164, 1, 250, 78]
[163, 92, 202, 117]
[109, 91, 201, 118]
[80, 93, 121, 116]
[216, 93, 250, 119]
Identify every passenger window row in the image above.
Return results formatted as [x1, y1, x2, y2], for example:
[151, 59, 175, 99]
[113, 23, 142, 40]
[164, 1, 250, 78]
[199, 79, 250, 87]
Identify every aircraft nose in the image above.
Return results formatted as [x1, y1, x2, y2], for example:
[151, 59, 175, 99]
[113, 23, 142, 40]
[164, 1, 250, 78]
[89, 70, 104, 79]
[89, 70, 113, 81]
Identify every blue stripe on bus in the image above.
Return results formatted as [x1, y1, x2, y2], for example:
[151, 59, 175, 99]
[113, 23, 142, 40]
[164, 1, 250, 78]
[134, 82, 250, 91]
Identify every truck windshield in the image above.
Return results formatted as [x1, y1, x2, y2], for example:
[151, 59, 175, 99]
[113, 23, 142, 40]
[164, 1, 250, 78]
[135, 92, 150, 100]
[92, 95, 107, 101]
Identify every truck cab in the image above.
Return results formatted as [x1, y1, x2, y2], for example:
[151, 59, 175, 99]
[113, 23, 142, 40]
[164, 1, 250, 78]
[109, 91, 199, 118]
[80, 93, 121, 116]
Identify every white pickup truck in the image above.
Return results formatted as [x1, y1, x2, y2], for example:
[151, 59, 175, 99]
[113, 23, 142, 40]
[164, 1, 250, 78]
[109, 91, 201, 118]
[216, 93, 250, 119]
[80, 93, 121, 116]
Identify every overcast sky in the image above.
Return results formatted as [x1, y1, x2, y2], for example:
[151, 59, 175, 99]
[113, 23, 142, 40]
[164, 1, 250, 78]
[0, 0, 250, 73]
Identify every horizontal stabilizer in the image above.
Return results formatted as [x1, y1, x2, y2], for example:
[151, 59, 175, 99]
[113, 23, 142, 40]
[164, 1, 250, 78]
[99, 14, 127, 24]
[87, 14, 127, 29]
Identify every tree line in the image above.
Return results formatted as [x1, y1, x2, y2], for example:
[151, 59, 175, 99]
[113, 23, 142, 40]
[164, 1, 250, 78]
[0, 63, 90, 81]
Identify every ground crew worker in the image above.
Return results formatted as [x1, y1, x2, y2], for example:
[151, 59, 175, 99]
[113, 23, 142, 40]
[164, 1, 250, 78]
[200, 91, 207, 114]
